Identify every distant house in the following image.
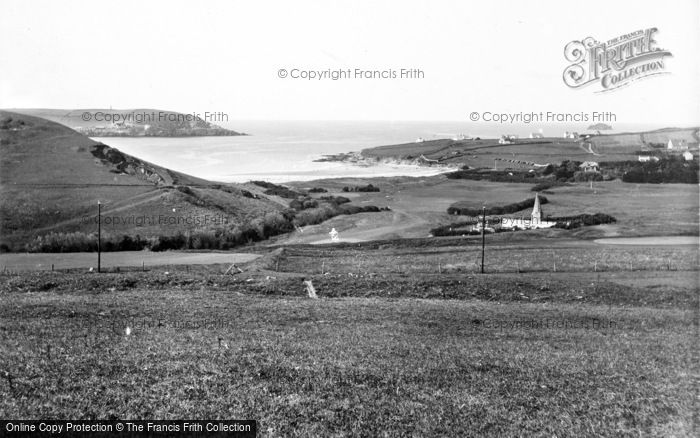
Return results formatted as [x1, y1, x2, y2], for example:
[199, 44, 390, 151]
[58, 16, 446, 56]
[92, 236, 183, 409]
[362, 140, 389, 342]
[499, 134, 517, 145]
[683, 151, 694, 161]
[529, 133, 544, 139]
[668, 139, 688, 150]
[638, 155, 660, 163]
[415, 137, 424, 143]
[579, 161, 600, 172]
[564, 131, 579, 139]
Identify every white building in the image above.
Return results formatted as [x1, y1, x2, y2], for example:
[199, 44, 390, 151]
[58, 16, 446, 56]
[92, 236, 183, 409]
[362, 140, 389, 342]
[683, 151, 694, 161]
[638, 155, 660, 163]
[579, 161, 600, 172]
[668, 139, 688, 150]
[529, 133, 544, 139]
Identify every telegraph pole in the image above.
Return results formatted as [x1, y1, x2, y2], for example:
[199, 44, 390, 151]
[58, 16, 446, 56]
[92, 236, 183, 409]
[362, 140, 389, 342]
[97, 201, 101, 273]
[480, 206, 486, 274]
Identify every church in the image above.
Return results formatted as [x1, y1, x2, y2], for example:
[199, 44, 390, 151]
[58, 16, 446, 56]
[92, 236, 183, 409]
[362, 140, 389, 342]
[498, 193, 557, 230]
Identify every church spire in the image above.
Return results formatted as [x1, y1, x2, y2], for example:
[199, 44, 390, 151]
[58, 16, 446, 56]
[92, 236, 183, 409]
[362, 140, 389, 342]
[531, 192, 542, 223]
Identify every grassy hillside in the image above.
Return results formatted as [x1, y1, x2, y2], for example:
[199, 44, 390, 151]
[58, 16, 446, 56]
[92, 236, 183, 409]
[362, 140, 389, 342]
[360, 127, 699, 169]
[0, 111, 280, 250]
[588, 127, 699, 153]
[7, 108, 243, 137]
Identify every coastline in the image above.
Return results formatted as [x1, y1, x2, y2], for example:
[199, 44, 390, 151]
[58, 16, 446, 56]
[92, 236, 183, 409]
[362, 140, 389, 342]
[313, 150, 459, 170]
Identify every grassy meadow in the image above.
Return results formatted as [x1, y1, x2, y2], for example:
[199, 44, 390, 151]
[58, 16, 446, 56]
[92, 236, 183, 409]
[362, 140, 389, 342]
[0, 282, 695, 436]
[1, 237, 697, 436]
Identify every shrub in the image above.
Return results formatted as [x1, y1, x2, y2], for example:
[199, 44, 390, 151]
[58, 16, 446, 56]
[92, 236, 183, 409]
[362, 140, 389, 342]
[319, 196, 350, 205]
[552, 213, 616, 229]
[342, 184, 380, 192]
[251, 180, 303, 198]
[27, 232, 98, 252]
[264, 187, 301, 198]
[448, 196, 548, 216]
[554, 160, 581, 180]
[289, 197, 319, 210]
[619, 158, 698, 184]
[176, 185, 195, 196]
[338, 205, 382, 215]
[531, 181, 566, 192]
[573, 171, 603, 182]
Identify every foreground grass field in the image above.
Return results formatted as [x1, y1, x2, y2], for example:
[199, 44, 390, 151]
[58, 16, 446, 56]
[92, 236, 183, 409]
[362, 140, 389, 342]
[1, 264, 697, 436]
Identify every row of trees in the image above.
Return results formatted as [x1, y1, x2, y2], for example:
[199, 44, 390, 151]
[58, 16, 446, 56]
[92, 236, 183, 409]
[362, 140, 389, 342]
[616, 158, 698, 184]
[25, 201, 388, 252]
[448, 157, 698, 186]
[25, 211, 297, 253]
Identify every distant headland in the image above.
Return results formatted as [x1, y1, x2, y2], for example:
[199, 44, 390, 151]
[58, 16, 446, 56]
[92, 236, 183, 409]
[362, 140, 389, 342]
[5, 108, 245, 137]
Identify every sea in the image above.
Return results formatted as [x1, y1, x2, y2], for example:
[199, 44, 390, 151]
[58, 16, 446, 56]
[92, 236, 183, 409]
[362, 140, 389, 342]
[92, 120, 662, 184]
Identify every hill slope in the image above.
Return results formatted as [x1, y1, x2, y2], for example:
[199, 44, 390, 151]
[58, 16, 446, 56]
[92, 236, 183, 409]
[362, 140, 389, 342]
[588, 127, 700, 154]
[7, 108, 243, 137]
[359, 127, 699, 169]
[0, 111, 280, 251]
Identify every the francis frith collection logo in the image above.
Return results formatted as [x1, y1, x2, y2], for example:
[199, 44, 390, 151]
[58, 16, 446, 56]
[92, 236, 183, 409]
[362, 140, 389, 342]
[563, 28, 672, 92]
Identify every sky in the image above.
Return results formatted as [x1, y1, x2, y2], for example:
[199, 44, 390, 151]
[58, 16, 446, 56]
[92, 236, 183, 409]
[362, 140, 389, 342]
[1, 0, 698, 124]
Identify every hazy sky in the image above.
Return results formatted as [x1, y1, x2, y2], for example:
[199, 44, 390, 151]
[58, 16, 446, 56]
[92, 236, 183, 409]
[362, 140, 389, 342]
[1, 0, 698, 124]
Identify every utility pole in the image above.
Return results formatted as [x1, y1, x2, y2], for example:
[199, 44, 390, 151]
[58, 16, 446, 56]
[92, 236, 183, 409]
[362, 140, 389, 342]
[97, 201, 101, 273]
[481, 206, 486, 274]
